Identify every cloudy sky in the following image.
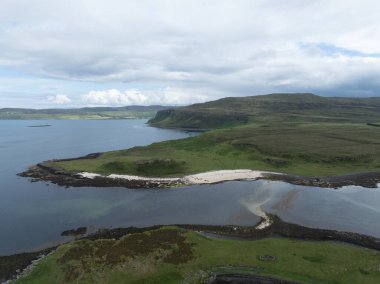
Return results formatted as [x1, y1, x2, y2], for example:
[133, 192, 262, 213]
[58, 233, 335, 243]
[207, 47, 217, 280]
[0, 0, 379, 108]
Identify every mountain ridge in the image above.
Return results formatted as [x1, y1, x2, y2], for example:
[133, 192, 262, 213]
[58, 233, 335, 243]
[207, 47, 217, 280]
[148, 93, 380, 129]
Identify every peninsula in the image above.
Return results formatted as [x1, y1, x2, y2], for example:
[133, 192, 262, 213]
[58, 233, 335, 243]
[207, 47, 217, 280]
[21, 93, 380, 188]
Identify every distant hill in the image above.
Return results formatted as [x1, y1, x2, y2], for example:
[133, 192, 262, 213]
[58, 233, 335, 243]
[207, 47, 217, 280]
[0, 105, 171, 119]
[148, 93, 380, 129]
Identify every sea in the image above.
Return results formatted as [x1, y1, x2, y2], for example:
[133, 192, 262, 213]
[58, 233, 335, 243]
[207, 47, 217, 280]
[1, 119, 380, 255]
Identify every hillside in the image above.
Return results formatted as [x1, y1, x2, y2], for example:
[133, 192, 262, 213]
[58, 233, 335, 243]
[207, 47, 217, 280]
[0, 105, 170, 120]
[148, 93, 380, 129]
[26, 92, 380, 183]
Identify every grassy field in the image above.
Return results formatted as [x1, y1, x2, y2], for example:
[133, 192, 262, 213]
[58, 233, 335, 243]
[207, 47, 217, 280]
[14, 227, 380, 284]
[53, 122, 380, 177]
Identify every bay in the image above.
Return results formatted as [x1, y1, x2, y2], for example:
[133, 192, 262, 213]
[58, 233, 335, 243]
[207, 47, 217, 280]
[1, 119, 380, 256]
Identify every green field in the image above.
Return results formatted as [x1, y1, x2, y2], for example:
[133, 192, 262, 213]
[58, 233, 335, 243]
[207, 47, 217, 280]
[53, 122, 380, 177]
[14, 227, 380, 284]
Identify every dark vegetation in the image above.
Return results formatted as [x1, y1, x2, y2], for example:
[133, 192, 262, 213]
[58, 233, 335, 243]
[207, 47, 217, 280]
[134, 158, 187, 175]
[57, 229, 194, 282]
[61, 227, 87, 237]
[101, 158, 187, 176]
[367, 123, 380, 127]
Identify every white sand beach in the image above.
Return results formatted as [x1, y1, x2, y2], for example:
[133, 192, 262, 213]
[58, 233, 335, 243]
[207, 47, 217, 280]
[77, 169, 274, 186]
[182, 169, 268, 184]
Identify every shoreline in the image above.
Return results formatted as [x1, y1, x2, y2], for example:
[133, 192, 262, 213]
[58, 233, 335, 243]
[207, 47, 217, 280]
[3, 215, 380, 282]
[76, 169, 270, 186]
[19, 156, 380, 189]
[0, 247, 56, 283]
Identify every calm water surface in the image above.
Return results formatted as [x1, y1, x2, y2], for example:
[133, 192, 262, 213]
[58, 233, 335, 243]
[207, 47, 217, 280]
[1, 119, 380, 255]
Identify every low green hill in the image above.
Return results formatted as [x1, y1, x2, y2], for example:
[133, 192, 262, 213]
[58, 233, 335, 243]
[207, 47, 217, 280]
[148, 93, 380, 129]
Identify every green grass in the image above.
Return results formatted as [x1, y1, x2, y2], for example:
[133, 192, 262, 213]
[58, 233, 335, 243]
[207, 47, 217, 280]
[14, 227, 380, 284]
[53, 122, 380, 177]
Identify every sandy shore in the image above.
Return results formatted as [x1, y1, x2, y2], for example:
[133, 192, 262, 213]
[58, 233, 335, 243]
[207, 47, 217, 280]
[20, 159, 380, 189]
[78, 169, 272, 186]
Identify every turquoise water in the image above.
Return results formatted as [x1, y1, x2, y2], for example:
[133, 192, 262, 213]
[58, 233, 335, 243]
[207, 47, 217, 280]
[1, 119, 380, 255]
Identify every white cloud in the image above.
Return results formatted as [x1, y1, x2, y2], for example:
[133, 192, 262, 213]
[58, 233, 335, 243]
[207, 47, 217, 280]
[82, 89, 148, 106]
[1, 0, 380, 107]
[81, 87, 209, 106]
[47, 94, 71, 104]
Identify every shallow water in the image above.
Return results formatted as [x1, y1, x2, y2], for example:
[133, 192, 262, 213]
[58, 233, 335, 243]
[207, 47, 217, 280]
[1, 119, 380, 255]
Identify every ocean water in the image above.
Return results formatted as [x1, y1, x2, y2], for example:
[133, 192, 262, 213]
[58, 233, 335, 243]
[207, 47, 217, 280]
[1, 119, 380, 255]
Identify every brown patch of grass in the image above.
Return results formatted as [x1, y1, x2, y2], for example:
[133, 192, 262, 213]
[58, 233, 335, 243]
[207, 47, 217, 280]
[57, 229, 194, 282]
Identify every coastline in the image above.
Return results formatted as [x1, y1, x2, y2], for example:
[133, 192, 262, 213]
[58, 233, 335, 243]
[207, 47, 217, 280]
[19, 157, 380, 189]
[0, 247, 56, 283]
[3, 214, 380, 283]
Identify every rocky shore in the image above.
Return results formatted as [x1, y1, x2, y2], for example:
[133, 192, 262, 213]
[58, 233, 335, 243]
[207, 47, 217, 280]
[264, 171, 380, 189]
[178, 215, 380, 251]
[69, 214, 380, 251]
[0, 247, 56, 283]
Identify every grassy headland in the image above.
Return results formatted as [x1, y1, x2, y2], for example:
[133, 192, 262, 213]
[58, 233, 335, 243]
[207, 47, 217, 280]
[13, 227, 380, 284]
[50, 93, 380, 178]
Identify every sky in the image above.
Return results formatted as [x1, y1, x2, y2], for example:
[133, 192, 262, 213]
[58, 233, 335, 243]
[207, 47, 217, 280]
[0, 0, 380, 108]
